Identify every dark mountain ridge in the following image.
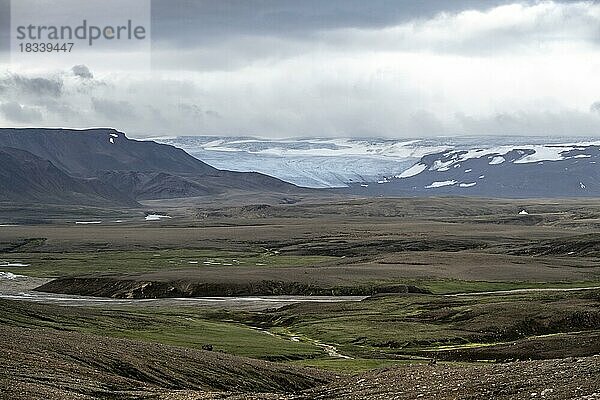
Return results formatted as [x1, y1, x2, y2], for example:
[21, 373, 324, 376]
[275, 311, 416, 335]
[0, 146, 138, 207]
[0, 128, 302, 206]
[0, 128, 217, 176]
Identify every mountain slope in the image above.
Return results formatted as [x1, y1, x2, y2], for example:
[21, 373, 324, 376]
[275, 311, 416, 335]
[0, 147, 138, 207]
[0, 128, 302, 201]
[96, 171, 216, 200]
[0, 128, 217, 176]
[350, 144, 600, 198]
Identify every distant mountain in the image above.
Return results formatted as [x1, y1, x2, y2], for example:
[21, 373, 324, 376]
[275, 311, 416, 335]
[349, 143, 600, 197]
[0, 128, 301, 203]
[6, 129, 594, 202]
[157, 135, 600, 191]
[0, 128, 222, 178]
[0, 147, 138, 206]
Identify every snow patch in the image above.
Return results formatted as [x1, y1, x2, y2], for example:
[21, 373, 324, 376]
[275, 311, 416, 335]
[145, 214, 172, 221]
[489, 156, 505, 165]
[75, 221, 102, 225]
[425, 143, 600, 173]
[513, 146, 574, 164]
[459, 182, 477, 188]
[425, 180, 457, 189]
[519, 210, 529, 215]
[0, 272, 25, 280]
[396, 163, 427, 178]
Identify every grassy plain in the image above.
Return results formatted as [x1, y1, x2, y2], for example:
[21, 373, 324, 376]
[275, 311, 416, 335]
[2, 197, 600, 398]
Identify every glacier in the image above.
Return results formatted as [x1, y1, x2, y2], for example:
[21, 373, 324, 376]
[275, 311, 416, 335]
[152, 136, 600, 189]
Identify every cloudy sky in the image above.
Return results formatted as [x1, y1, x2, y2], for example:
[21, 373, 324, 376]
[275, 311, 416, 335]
[1, 0, 600, 138]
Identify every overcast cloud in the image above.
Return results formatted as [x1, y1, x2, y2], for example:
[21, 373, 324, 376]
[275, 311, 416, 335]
[0, 0, 599, 137]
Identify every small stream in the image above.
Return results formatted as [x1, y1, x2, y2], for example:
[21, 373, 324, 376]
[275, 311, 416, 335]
[252, 326, 353, 359]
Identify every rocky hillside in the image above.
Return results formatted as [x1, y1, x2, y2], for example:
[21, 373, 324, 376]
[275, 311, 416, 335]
[0, 147, 138, 207]
[0, 128, 302, 204]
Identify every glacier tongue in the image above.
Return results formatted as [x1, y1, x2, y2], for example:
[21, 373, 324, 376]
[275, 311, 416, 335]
[153, 136, 446, 187]
[152, 136, 600, 189]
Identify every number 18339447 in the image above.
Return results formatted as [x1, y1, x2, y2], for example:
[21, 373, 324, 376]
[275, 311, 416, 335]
[18, 42, 75, 52]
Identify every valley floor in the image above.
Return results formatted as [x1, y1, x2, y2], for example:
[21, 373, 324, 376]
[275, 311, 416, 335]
[1, 197, 600, 398]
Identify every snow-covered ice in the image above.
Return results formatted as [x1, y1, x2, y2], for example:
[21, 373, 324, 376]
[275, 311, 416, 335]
[397, 163, 427, 178]
[489, 156, 505, 165]
[152, 136, 600, 188]
[145, 214, 172, 221]
[425, 180, 457, 189]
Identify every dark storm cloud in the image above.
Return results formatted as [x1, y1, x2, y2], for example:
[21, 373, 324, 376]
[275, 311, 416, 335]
[178, 103, 222, 119]
[71, 65, 94, 79]
[15, 76, 63, 97]
[0, 0, 8, 62]
[91, 97, 136, 120]
[150, 0, 600, 71]
[0, 75, 63, 97]
[455, 110, 600, 136]
[0, 101, 42, 122]
[1, 1, 599, 137]
[150, 0, 517, 45]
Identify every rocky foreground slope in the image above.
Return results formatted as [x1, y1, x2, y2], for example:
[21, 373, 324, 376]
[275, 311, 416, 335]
[0, 324, 332, 400]
[154, 358, 600, 400]
[3, 313, 598, 400]
[294, 357, 600, 400]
